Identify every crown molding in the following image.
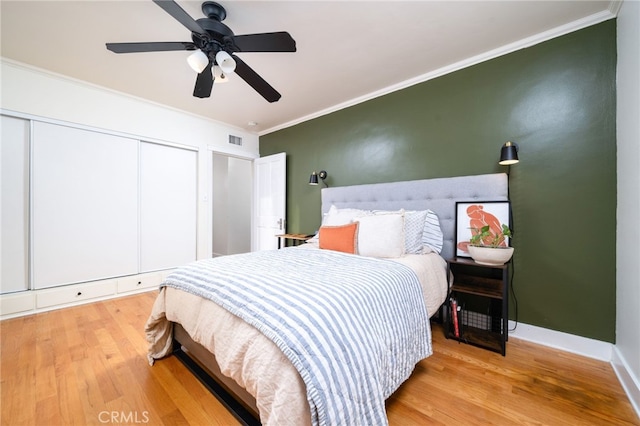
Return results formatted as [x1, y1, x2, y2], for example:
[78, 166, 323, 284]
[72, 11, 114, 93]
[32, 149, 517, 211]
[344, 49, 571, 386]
[261, 9, 617, 136]
[609, 0, 624, 16]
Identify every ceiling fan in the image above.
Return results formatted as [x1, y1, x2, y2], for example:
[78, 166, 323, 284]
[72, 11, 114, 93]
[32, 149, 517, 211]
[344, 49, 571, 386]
[106, 0, 296, 102]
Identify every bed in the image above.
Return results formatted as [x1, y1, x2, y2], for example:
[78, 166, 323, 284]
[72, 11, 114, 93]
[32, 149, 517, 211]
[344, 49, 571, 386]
[145, 173, 508, 425]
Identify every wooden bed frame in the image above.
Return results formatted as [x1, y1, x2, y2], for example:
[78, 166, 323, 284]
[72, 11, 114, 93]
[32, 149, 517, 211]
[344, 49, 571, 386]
[169, 173, 509, 425]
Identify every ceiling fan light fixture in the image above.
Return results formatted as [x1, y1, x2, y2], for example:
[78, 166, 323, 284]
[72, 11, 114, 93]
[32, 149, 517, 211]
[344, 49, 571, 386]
[213, 66, 229, 84]
[187, 49, 209, 73]
[215, 50, 236, 74]
[106, 0, 296, 102]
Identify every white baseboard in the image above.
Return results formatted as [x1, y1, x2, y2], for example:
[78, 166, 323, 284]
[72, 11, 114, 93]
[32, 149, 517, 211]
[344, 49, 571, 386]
[509, 321, 640, 420]
[612, 346, 640, 419]
[508, 320, 613, 361]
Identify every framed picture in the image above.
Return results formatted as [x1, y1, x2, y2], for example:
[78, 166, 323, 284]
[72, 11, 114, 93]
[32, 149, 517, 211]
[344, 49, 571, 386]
[455, 201, 511, 258]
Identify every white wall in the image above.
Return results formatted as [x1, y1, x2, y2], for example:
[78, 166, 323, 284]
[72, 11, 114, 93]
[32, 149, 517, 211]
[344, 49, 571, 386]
[226, 156, 253, 254]
[0, 58, 259, 261]
[212, 153, 230, 256]
[212, 153, 253, 256]
[615, 0, 640, 416]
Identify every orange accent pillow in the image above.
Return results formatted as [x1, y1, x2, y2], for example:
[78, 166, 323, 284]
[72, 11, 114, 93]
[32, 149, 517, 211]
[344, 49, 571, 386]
[319, 223, 359, 254]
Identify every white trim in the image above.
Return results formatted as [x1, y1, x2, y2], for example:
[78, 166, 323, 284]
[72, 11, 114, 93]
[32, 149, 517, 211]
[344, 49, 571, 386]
[1, 108, 198, 153]
[508, 321, 640, 419]
[608, 0, 624, 16]
[0, 58, 254, 137]
[0, 287, 158, 321]
[207, 144, 259, 160]
[508, 320, 612, 361]
[0, 269, 173, 320]
[260, 9, 617, 136]
[612, 346, 640, 419]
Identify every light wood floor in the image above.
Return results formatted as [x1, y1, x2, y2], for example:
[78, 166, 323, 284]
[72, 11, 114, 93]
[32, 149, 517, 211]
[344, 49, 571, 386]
[1, 291, 638, 425]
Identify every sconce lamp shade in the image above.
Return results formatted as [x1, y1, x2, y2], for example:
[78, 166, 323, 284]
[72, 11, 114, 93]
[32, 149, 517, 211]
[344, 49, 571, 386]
[187, 49, 209, 74]
[499, 141, 519, 165]
[309, 170, 328, 187]
[309, 172, 319, 185]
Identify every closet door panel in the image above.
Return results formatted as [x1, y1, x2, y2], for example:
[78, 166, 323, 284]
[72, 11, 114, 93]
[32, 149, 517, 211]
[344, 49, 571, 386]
[1, 115, 30, 293]
[32, 122, 138, 289]
[140, 142, 196, 272]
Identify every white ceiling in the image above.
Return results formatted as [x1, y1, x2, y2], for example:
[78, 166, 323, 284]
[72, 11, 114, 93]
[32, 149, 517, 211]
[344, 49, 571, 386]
[0, 1, 619, 135]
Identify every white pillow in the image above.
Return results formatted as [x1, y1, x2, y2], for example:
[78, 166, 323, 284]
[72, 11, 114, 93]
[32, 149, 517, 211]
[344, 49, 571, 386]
[403, 210, 428, 254]
[307, 205, 370, 243]
[355, 213, 405, 258]
[423, 209, 444, 253]
[373, 209, 427, 254]
[323, 205, 369, 226]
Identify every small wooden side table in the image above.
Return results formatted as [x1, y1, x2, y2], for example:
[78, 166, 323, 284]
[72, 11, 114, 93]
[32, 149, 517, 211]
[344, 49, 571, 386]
[445, 257, 509, 356]
[276, 233, 314, 249]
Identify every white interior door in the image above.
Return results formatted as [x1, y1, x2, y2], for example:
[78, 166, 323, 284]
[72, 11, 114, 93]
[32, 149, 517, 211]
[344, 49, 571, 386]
[253, 152, 286, 251]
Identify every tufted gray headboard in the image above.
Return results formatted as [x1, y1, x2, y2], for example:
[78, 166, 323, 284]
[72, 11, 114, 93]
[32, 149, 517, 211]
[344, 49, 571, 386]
[321, 173, 508, 260]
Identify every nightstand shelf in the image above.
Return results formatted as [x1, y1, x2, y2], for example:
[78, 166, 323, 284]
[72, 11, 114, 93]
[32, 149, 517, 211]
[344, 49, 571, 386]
[445, 257, 509, 356]
[455, 325, 504, 352]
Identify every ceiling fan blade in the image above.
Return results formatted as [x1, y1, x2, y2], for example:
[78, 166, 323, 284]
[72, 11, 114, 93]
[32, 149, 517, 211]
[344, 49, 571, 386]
[153, 0, 207, 36]
[106, 41, 195, 54]
[232, 32, 296, 52]
[233, 56, 281, 103]
[193, 61, 214, 98]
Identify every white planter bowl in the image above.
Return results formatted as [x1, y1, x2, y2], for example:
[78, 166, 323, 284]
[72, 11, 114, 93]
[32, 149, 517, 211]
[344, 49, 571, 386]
[468, 246, 514, 266]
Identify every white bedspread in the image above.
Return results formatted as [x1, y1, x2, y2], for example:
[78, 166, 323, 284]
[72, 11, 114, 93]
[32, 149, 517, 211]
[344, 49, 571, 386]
[146, 248, 448, 426]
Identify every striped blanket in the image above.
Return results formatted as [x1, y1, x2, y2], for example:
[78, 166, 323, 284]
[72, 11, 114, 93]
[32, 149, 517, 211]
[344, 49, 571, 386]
[161, 247, 432, 426]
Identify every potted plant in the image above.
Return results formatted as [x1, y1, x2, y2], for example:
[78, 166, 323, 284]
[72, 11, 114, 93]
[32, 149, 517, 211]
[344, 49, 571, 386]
[467, 224, 514, 265]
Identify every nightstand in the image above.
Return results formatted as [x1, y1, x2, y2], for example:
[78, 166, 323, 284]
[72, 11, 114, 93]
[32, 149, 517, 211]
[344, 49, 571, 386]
[275, 233, 314, 249]
[445, 257, 509, 356]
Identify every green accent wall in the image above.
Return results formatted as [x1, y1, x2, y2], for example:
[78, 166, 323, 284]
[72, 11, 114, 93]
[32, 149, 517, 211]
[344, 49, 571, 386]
[260, 21, 617, 343]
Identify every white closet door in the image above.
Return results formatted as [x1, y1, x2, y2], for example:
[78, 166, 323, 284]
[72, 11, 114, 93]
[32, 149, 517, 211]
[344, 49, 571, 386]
[140, 142, 197, 272]
[1, 115, 30, 293]
[32, 122, 138, 289]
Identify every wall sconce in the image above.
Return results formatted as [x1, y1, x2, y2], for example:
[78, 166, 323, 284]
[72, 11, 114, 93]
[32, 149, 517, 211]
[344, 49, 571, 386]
[309, 170, 328, 187]
[499, 141, 519, 165]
